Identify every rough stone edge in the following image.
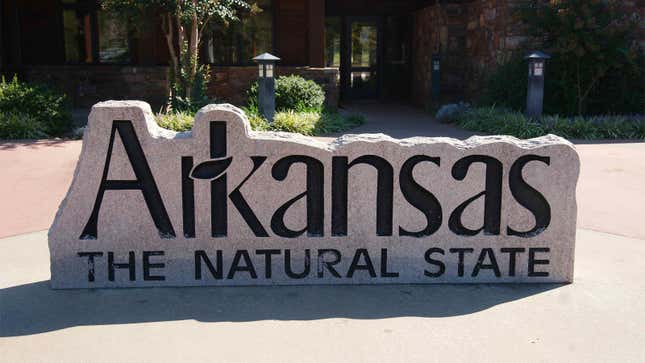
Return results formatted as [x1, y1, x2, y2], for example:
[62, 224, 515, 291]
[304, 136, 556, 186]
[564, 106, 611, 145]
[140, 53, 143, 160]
[90, 101, 577, 152]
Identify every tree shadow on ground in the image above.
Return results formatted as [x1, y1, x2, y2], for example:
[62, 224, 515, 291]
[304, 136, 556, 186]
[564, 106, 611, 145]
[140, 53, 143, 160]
[0, 280, 562, 337]
[0, 139, 77, 150]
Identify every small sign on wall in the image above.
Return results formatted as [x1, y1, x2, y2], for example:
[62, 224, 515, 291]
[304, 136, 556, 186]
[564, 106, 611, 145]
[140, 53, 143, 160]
[49, 102, 579, 288]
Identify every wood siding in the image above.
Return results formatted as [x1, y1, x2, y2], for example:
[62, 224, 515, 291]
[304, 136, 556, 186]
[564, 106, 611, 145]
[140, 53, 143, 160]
[275, 0, 308, 65]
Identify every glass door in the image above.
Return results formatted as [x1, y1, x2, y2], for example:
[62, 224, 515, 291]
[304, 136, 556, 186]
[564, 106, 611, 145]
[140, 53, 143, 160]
[343, 17, 381, 99]
[382, 15, 412, 101]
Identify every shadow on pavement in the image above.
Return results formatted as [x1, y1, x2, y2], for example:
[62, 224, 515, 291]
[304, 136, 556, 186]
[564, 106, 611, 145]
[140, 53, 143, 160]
[0, 139, 76, 150]
[0, 280, 561, 337]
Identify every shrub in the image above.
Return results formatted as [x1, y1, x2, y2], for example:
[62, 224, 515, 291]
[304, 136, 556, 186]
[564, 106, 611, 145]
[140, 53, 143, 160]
[479, 56, 528, 112]
[155, 111, 195, 132]
[155, 105, 364, 136]
[480, 54, 645, 117]
[0, 112, 48, 139]
[521, 0, 644, 116]
[271, 111, 320, 135]
[246, 111, 271, 131]
[482, 1, 645, 116]
[168, 65, 212, 113]
[248, 75, 326, 112]
[0, 75, 72, 137]
[265, 109, 363, 136]
[435, 102, 471, 123]
[316, 111, 365, 134]
[455, 107, 645, 140]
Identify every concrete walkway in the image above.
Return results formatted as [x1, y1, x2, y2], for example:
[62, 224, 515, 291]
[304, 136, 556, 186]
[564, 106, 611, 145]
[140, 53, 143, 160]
[331, 102, 477, 139]
[1, 103, 644, 361]
[0, 140, 82, 238]
[1, 228, 644, 362]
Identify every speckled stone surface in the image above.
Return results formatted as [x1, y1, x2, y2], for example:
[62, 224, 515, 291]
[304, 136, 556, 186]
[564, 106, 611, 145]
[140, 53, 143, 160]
[49, 101, 579, 288]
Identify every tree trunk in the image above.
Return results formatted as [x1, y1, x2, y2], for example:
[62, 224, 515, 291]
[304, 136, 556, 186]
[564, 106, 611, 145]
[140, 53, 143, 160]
[175, 13, 188, 98]
[189, 0, 199, 79]
[576, 61, 583, 115]
[161, 13, 179, 108]
[580, 73, 602, 117]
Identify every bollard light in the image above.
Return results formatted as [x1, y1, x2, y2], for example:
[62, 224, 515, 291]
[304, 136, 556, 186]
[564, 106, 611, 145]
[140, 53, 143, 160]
[253, 52, 280, 122]
[524, 51, 551, 118]
[431, 54, 441, 103]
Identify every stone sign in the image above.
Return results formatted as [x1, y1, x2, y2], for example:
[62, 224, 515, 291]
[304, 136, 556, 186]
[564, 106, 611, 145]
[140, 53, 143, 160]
[49, 101, 580, 288]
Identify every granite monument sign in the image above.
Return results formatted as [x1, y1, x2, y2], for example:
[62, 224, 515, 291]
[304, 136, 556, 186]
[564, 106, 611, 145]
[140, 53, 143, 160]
[49, 101, 579, 288]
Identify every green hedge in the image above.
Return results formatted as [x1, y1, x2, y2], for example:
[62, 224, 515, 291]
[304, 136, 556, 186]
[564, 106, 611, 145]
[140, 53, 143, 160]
[155, 111, 195, 132]
[0, 112, 49, 139]
[479, 56, 645, 117]
[247, 109, 364, 136]
[455, 107, 645, 140]
[0, 75, 72, 138]
[248, 75, 326, 112]
[156, 108, 364, 136]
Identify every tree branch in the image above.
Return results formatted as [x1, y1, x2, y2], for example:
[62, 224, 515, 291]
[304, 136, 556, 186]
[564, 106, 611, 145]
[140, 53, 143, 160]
[189, 0, 199, 79]
[161, 13, 179, 86]
[199, 15, 212, 41]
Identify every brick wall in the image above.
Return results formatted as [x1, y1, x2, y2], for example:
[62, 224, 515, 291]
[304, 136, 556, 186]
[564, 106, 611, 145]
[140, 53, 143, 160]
[16, 65, 339, 110]
[16, 65, 170, 110]
[412, 0, 530, 107]
[412, 3, 469, 107]
[462, 0, 536, 98]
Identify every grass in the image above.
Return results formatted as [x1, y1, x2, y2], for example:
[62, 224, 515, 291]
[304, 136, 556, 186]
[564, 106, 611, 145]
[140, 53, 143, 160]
[247, 109, 364, 136]
[454, 107, 645, 140]
[155, 111, 195, 132]
[156, 107, 365, 136]
[0, 112, 48, 139]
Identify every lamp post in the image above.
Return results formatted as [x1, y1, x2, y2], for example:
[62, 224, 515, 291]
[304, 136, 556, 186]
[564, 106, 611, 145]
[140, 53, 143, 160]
[253, 52, 280, 122]
[525, 51, 550, 118]
[431, 54, 441, 104]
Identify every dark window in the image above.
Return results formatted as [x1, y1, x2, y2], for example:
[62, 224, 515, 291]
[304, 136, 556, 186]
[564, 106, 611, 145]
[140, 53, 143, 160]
[97, 12, 130, 63]
[203, 0, 273, 66]
[325, 17, 341, 67]
[61, 0, 131, 64]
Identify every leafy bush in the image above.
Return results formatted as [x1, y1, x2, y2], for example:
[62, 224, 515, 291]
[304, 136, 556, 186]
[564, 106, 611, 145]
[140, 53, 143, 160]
[435, 102, 471, 123]
[480, 54, 645, 117]
[482, 1, 645, 116]
[455, 107, 645, 140]
[0, 75, 72, 137]
[271, 111, 321, 135]
[248, 75, 326, 112]
[168, 64, 213, 113]
[155, 106, 364, 136]
[246, 111, 271, 131]
[479, 56, 528, 111]
[246, 109, 364, 136]
[317, 112, 365, 134]
[0, 112, 48, 139]
[155, 111, 195, 132]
